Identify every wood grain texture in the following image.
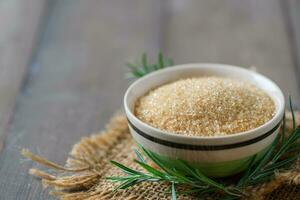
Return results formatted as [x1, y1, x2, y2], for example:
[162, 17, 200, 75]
[163, 0, 300, 103]
[284, 0, 300, 92]
[0, 0, 48, 151]
[0, 0, 161, 199]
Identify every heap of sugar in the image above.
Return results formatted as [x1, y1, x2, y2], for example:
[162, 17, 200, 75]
[135, 77, 275, 136]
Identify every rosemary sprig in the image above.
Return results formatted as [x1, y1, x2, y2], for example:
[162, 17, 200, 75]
[109, 54, 300, 199]
[126, 53, 174, 79]
[108, 147, 241, 198]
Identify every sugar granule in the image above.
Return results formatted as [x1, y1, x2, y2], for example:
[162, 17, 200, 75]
[134, 77, 275, 136]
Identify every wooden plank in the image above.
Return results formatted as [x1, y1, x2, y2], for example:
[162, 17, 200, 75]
[0, 0, 161, 199]
[284, 0, 300, 97]
[0, 0, 48, 151]
[163, 0, 300, 104]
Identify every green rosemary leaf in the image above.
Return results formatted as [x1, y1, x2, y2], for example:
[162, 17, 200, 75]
[142, 53, 149, 72]
[110, 160, 143, 175]
[251, 170, 275, 182]
[194, 168, 225, 190]
[249, 176, 273, 185]
[174, 161, 209, 188]
[134, 159, 166, 179]
[114, 178, 139, 191]
[272, 127, 300, 162]
[282, 112, 286, 144]
[171, 182, 177, 200]
[165, 167, 193, 184]
[174, 160, 198, 177]
[194, 168, 241, 197]
[126, 53, 174, 78]
[140, 148, 173, 174]
[237, 155, 257, 187]
[134, 149, 147, 163]
[178, 160, 226, 190]
[158, 52, 165, 69]
[126, 63, 144, 77]
[247, 136, 279, 181]
[286, 143, 300, 153]
[148, 157, 191, 183]
[106, 175, 142, 182]
[141, 149, 194, 184]
[289, 95, 296, 131]
[257, 155, 298, 176]
[228, 187, 244, 195]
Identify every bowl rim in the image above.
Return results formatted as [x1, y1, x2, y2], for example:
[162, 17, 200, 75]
[124, 63, 285, 141]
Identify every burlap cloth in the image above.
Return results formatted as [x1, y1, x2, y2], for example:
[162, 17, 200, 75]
[23, 112, 300, 200]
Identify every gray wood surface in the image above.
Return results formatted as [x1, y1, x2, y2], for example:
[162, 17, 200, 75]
[0, 0, 48, 152]
[0, 0, 161, 199]
[285, 0, 300, 93]
[163, 0, 300, 103]
[0, 0, 299, 199]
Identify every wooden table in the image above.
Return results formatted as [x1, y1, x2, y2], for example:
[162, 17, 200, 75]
[0, 0, 299, 199]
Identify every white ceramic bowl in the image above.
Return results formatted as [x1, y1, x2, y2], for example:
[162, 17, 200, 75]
[124, 63, 285, 177]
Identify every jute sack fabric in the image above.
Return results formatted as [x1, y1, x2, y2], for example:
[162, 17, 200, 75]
[23, 112, 300, 200]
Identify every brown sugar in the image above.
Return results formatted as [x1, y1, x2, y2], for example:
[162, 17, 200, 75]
[134, 77, 275, 136]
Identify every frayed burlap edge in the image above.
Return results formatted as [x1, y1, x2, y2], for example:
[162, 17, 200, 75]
[22, 112, 300, 200]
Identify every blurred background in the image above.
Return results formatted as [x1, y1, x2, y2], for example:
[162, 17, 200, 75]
[0, 0, 300, 199]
